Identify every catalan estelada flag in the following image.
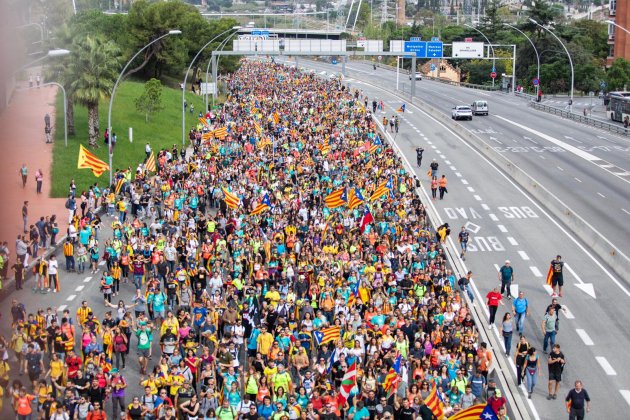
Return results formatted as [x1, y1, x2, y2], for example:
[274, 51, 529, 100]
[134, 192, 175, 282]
[397, 103, 406, 112]
[546, 265, 554, 286]
[313, 326, 341, 346]
[254, 121, 263, 135]
[368, 135, 383, 154]
[145, 151, 156, 172]
[347, 187, 364, 210]
[213, 126, 228, 140]
[448, 403, 495, 420]
[222, 187, 240, 210]
[424, 386, 444, 419]
[250, 193, 271, 215]
[324, 187, 347, 208]
[369, 180, 389, 201]
[77, 144, 109, 177]
[319, 137, 331, 154]
[258, 137, 272, 149]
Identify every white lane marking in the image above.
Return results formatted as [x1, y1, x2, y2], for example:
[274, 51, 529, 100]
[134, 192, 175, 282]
[530, 266, 542, 277]
[98, 260, 106, 266]
[539, 156, 546, 160]
[455, 172, 462, 177]
[450, 165, 457, 170]
[439, 155, 446, 159]
[564, 135, 583, 144]
[576, 329, 594, 345]
[523, 136, 539, 144]
[596, 357, 617, 375]
[565, 263, 596, 298]
[75, 285, 84, 292]
[489, 213, 499, 221]
[445, 160, 451, 164]
[597, 192, 605, 198]
[473, 195, 482, 201]
[518, 250, 530, 260]
[562, 305, 575, 319]
[468, 187, 475, 192]
[557, 166, 564, 171]
[574, 177, 582, 183]
[507, 237, 518, 246]
[497, 225, 508, 232]
[431, 145, 437, 149]
[57, 305, 67, 312]
[481, 204, 490, 210]
[623, 209, 630, 216]
[83, 277, 92, 283]
[66, 294, 77, 301]
[493, 264, 501, 272]
[436, 150, 441, 154]
[543, 284, 554, 295]
[462, 179, 469, 185]
[426, 141, 432, 145]
[620, 390, 630, 408]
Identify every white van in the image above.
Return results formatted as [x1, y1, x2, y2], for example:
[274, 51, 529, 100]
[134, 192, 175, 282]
[471, 100, 488, 116]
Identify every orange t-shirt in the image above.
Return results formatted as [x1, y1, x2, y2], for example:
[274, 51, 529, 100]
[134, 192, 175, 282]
[16, 395, 35, 415]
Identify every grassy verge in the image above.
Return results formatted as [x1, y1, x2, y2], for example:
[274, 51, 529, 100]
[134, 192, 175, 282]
[51, 80, 227, 198]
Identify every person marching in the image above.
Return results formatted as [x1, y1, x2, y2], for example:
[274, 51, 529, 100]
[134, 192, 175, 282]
[550, 255, 564, 297]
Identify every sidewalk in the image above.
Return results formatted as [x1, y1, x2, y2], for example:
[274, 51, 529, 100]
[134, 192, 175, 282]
[0, 85, 67, 260]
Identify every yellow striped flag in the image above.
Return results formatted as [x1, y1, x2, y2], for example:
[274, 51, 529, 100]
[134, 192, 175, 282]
[347, 187, 364, 210]
[250, 193, 271, 216]
[77, 144, 109, 177]
[222, 187, 240, 209]
[424, 387, 444, 419]
[145, 151, 156, 172]
[254, 121, 263, 135]
[546, 265, 554, 286]
[213, 126, 228, 140]
[198, 117, 209, 127]
[324, 187, 347, 209]
[273, 111, 280, 124]
[114, 178, 125, 194]
[313, 326, 341, 346]
[369, 181, 389, 201]
[447, 404, 487, 420]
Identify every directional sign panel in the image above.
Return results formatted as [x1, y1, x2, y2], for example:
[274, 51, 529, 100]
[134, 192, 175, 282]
[426, 41, 443, 58]
[403, 41, 427, 56]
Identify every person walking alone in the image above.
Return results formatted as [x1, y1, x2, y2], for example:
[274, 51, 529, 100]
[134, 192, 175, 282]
[20, 164, 28, 188]
[438, 175, 448, 200]
[486, 286, 504, 327]
[458, 226, 469, 260]
[550, 255, 564, 297]
[22, 201, 28, 234]
[431, 176, 438, 200]
[415, 147, 424, 168]
[498, 260, 514, 299]
[522, 347, 541, 399]
[566, 380, 590, 420]
[35, 169, 43, 194]
[512, 291, 529, 336]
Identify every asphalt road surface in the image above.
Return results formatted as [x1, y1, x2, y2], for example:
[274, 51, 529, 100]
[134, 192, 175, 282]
[284, 57, 630, 419]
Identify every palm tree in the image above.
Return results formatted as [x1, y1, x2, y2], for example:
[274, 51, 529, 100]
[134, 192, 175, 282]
[69, 36, 121, 147]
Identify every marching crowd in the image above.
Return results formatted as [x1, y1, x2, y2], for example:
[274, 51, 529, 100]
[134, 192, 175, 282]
[0, 60, 528, 420]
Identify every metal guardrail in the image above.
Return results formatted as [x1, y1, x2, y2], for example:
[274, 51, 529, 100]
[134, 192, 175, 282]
[422, 75, 502, 92]
[529, 102, 629, 136]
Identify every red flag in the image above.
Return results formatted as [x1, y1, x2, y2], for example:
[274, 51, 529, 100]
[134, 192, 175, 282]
[360, 207, 374, 233]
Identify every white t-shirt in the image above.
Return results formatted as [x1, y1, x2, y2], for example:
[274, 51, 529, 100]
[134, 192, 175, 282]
[48, 259, 58, 275]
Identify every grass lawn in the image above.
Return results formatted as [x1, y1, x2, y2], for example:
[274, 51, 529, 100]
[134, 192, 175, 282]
[51, 80, 226, 198]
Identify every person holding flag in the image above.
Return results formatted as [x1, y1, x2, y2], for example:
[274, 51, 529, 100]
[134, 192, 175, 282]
[547, 255, 564, 297]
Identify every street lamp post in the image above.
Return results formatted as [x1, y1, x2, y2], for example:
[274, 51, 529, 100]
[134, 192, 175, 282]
[181, 27, 241, 146]
[529, 18, 574, 112]
[19, 82, 68, 147]
[108, 30, 181, 185]
[465, 23, 496, 87]
[504, 23, 540, 95]
[606, 20, 630, 35]
[204, 30, 240, 112]
[9, 49, 71, 107]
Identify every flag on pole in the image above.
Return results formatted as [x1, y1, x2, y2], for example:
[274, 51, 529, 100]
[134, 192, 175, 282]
[360, 207, 374, 233]
[546, 265, 554, 286]
[324, 187, 347, 209]
[145, 151, 156, 172]
[313, 326, 341, 346]
[369, 180, 389, 201]
[338, 361, 357, 406]
[382, 367, 401, 396]
[250, 193, 271, 215]
[222, 188, 240, 210]
[368, 135, 382, 154]
[424, 387, 444, 419]
[347, 187, 364, 210]
[77, 144, 110, 177]
[397, 104, 406, 112]
[448, 403, 496, 420]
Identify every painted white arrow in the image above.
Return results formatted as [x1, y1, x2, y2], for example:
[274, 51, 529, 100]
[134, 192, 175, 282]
[565, 263, 596, 299]
[564, 135, 583, 144]
[489, 136, 503, 144]
[523, 136, 539, 144]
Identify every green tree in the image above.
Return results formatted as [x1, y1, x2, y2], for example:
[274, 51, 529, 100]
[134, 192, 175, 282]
[69, 36, 121, 147]
[526, 0, 559, 35]
[479, 0, 503, 41]
[135, 78, 165, 122]
[575, 61, 605, 94]
[606, 58, 630, 91]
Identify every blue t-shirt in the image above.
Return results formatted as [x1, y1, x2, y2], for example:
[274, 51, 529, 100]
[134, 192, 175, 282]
[513, 297, 528, 314]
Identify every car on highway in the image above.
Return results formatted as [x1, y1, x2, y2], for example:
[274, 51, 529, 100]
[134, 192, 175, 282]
[452, 105, 473, 120]
[409, 72, 423, 80]
[471, 100, 489, 116]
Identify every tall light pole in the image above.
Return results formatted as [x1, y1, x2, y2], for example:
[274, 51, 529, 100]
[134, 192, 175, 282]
[108, 30, 181, 185]
[182, 26, 241, 146]
[204, 29, 240, 112]
[19, 82, 68, 147]
[529, 18, 574, 112]
[606, 19, 630, 35]
[504, 23, 540, 95]
[9, 49, 71, 107]
[465, 23, 496, 87]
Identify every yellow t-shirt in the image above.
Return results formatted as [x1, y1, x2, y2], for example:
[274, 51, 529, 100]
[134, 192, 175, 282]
[264, 291, 280, 307]
[49, 359, 63, 380]
[141, 379, 159, 395]
[257, 332, 274, 355]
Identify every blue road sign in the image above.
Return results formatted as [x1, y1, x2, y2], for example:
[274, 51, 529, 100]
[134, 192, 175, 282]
[251, 29, 270, 36]
[430, 63, 436, 71]
[332, 59, 338, 65]
[532, 78, 539, 86]
[410, 37, 421, 41]
[252, 30, 260, 35]
[491, 66, 496, 72]
[426, 42, 443, 58]
[431, 37, 440, 42]
[404, 41, 427, 56]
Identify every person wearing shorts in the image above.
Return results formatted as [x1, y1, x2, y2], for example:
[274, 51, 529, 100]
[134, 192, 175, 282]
[551, 255, 564, 297]
[135, 323, 153, 375]
[547, 344, 565, 401]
